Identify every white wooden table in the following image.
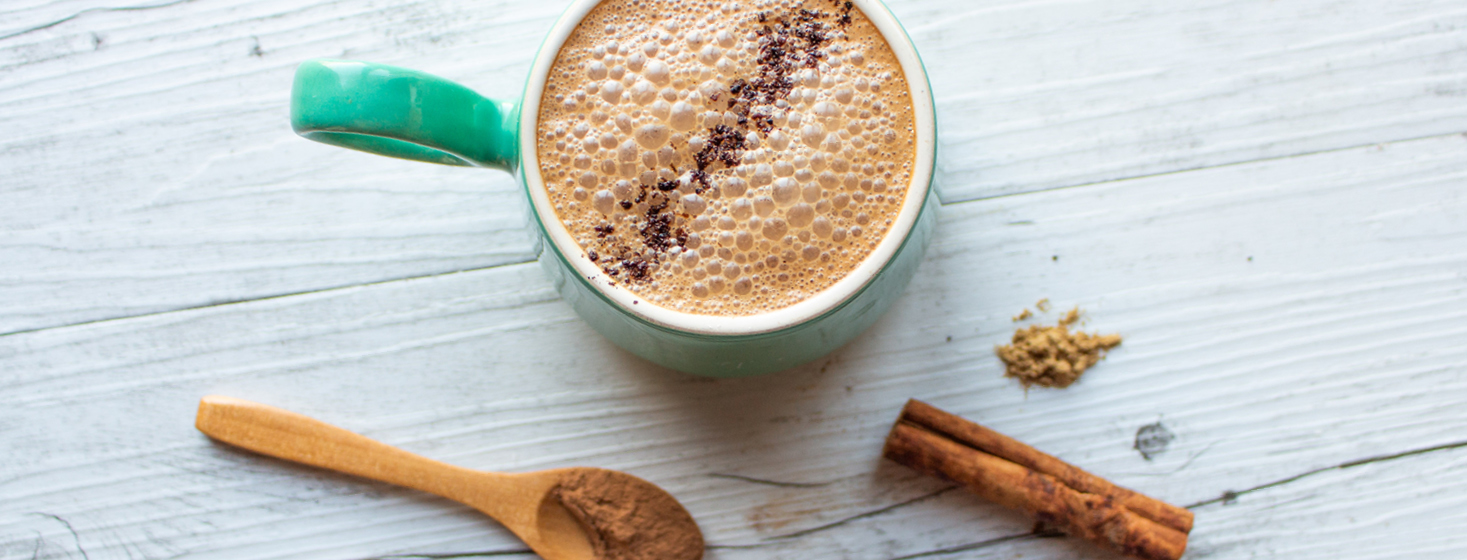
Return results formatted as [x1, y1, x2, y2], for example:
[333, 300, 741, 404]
[4, 0, 1466, 558]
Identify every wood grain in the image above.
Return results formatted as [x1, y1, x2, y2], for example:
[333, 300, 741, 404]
[193, 396, 603, 560]
[3, 0, 1466, 332]
[3, 134, 1465, 559]
[0, 0, 557, 334]
[905, 0, 1467, 201]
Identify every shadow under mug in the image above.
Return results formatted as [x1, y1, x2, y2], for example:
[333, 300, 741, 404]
[290, 0, 938, 377]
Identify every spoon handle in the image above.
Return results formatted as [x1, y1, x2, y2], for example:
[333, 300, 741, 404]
[195, 395, 484, 502]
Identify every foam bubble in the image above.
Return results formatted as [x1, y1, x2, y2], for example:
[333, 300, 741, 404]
[634, 124, 670, 148]
[698, 45, 723, 65]
[801, 183, 821, 202]
[669, 102, 697, 131]
[644, 60, 671, 85]
[723, 177, 749, 197]
[761, 218, 788, 240]
[751, 164, 773, 186]
[588, 61, 608, 80]
[593, 190, 616, 215]
[629, 81, 658, 104]
[730, 198, 753, 219]
[682, 193, 708, 215]
[768, 130, 790, 150]
[753, 196, 775, 217]
[772, 178, 800, 206]
[618, 140, 638, 162]
[787, 203, 814, 227]
[812, 216, 833, 238]
[538, 0, 916, 316]
[800, 124, 824, 147]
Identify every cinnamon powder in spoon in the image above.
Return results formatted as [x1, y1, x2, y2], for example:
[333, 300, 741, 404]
[552, 469, 703, 560]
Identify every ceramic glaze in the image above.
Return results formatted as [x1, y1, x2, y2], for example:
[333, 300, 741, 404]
[289, 0, 936, 377]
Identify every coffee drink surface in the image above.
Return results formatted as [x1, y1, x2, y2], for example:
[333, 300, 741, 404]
[537, 0, 916, 317]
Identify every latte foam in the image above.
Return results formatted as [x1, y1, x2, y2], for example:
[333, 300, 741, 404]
[537, 0, 916, 316]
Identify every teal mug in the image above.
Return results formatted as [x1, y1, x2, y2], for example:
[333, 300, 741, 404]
[291, 0, 937, 377]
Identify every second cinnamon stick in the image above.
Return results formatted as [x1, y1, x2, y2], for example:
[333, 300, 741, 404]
[883, 400, 1192, 560]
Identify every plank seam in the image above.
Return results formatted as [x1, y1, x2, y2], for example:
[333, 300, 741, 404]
[0, 0, 196, 42]
[1186, 439, 1467, 509]
[940, 130, 1467, 206]
[365, 550, 534, 559]
[0, 259, 538, 338]
[376, 439, 1467, 558]
[704, 486, 960, 550]
[706, 473, 836, 488]
[804, 439, 1467, 559]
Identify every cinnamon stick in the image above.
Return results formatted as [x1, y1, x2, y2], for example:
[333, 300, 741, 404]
[883, 400, 1193, 560]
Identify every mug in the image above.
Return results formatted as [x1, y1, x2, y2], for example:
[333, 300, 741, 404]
[290, 0, 937, 377]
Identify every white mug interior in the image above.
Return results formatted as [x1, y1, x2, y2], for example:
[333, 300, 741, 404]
[519, 0, 937, 336]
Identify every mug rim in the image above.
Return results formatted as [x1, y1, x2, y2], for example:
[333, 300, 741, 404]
[519, 0, 937, 336]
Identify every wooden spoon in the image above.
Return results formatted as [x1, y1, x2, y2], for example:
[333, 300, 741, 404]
[195, 395, 703, 560]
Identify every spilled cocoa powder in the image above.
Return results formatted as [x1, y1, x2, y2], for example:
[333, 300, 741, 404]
[552, 468, 703, 560]
[996, 306, 1122, 389]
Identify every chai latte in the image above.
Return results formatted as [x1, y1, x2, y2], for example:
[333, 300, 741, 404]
[537, 0, 916, 316]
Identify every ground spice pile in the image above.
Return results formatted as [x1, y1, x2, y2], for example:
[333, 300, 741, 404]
[552, 468, 703, 560]
[996, 306, 1122, 389]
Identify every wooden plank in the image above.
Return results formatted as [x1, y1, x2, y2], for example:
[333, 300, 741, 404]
[0, 0, 561, 334]
[905, 0, 1467, 202]
[3, 134, 1465, 558]
[4, 0, 1466, 332]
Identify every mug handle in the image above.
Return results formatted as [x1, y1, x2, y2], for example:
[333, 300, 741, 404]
[291, 59, 519, 171]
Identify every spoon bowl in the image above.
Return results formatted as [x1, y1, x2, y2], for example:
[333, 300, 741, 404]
[195, 395, 702, 560]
